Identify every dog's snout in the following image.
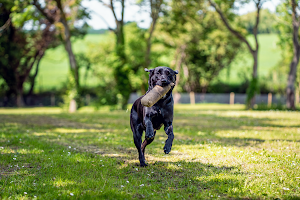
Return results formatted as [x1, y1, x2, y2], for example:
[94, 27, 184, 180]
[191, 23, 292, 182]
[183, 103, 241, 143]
[161, 79, 167, 83]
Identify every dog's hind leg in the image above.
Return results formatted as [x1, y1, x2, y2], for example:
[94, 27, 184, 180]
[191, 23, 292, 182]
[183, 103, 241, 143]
[141, 131, 156, 155]
[133, 124, 147, 167]
[130, 110, 147, 167]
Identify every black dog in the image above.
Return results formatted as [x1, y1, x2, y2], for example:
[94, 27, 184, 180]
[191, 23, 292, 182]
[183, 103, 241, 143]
[130, 66, 178, 167]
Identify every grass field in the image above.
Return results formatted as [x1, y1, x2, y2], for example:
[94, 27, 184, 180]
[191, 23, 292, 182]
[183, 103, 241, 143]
[34, 34, 281, 91]
[218, 34, 281, 83]
[1, 105, 299, 199]
[32, 34, 112, 91]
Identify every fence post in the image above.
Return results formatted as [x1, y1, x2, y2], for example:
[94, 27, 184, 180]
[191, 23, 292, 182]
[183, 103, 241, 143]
[51, 94, 55, 106]
[190, 92, 195, 105]
[86, 94, 90, 106]
[268, 93, 272, 107]
[230, 92, 235, 105]
[69, 99, 77, 113]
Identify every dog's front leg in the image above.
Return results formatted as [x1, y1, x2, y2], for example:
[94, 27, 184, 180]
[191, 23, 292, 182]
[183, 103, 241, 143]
[144, 108, 157, 140]
[144, 117, 155, 140]
[163, 123, 174, 154]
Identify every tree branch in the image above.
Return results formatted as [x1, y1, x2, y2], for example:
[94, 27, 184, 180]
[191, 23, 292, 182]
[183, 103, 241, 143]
[121, 0, 125, 22]
[32, 0, 55, 24]
[0, 18, 11, 32]
[110, 0, 119, 24]
[208, 0, 255, 53]
[253, 0, 261, 51]
[292, 0, 300, 49]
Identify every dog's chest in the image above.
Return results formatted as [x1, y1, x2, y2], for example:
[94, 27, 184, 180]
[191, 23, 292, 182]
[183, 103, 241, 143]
[151, 112, 164, 130]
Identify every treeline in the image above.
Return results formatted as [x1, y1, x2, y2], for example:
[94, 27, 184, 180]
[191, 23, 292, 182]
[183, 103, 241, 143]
[0, 0, 299, 110]
[239, 9, 278, 34]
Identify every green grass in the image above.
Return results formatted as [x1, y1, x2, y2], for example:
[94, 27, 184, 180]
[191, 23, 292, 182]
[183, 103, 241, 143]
[1, 104, 300, 199]
[34, 34, 281, 90]
[32, 34, 111, 91]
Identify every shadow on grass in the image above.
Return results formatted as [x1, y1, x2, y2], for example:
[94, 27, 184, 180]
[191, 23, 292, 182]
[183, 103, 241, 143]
[0, 140, 255, 199]
[1, 110, 300, 199]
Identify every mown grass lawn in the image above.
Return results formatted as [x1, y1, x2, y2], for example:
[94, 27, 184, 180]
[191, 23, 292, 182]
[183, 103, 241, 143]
[0, 104, 299, 199]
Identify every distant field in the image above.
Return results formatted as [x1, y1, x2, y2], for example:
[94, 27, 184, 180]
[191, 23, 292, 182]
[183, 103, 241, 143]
[218, 34, 282, 84]
[32, 34, 111, 92]
[33, 34, 282, 91]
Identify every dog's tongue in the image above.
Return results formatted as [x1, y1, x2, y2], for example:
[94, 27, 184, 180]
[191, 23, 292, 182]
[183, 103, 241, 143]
[141, 83, 174, 107]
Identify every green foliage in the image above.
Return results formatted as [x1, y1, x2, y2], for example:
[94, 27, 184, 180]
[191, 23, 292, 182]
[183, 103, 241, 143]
[60, 72, 82, 110]
[83, 23, 171, 104]
[84, 32, 119, 106]
[253, 103, 288, 111]
[159, 0, 244, 92]
[275, 1, 300, 89]
[10, 5, 36, 28]
[61, 52, 93, 110]
[246, 77, 259, 107]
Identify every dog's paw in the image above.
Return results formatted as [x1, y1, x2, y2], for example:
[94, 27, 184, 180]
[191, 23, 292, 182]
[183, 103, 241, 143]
[140, 162, 148, 167]
[163, 145, 172, 154]
[145, 135, 155, 140]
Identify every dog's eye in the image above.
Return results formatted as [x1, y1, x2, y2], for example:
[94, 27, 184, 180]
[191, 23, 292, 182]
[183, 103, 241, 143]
[156, 71, 160, 75]
[166, 71, 170, 75]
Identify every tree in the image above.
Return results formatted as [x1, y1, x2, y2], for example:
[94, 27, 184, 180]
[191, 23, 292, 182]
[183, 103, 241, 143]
[239, 9, 277, 34]
[98, 0, 132, 109]
[0, 1, 57, 106]
[143, 0, 164, 72]
[158, 0, 243, 93]
[275, 0, 300, 109]
[286, 0, 300, 110]
[208, 0, 266, 108]
[33, 0, 89, 109]
[126, 0, 165, 93]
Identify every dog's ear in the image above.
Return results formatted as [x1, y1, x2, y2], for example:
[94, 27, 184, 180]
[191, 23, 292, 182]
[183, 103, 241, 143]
[174, 70, 179, 74]
[145, 68, 154, 73]
[145, 68, 155, 91]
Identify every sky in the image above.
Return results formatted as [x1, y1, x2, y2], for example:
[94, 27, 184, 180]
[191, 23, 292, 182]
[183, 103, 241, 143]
[82, 0, 281, 30]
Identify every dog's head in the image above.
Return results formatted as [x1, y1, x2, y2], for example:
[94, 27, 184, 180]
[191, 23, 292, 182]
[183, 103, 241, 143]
[145, 66, 178, 91]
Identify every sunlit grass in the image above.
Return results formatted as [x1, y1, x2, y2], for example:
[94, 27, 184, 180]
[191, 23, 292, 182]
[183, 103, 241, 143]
[0, 104, 299, 199]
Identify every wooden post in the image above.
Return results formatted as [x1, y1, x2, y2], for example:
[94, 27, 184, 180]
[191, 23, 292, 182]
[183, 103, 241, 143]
[51, 94, 55, 106]
[86, 94, 90, 105]
[230, 92, 235, 105]
[190, 92, 195, 105]
[268, 93, 272, 107]
[69, 99, 77, 113]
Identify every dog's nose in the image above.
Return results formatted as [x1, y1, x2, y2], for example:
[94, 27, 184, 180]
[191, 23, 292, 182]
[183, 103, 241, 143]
[161, 79, 167, 83]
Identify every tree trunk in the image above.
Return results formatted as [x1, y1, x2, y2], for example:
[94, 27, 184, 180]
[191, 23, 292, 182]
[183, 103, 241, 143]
[27, 52, 44, 96]
[56, 0, 80, 111]
[56, 0, 79, 89]
[65, 39, 79, 89]
[286, 51, 299, 109]
[16, 87, 24, 107]
[114, 21, 131, 110]
[286, 1, 300, 110]
[248, 50, 258, 108]
[108, 0, 132, 109]
[208, 0, 262, 109]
